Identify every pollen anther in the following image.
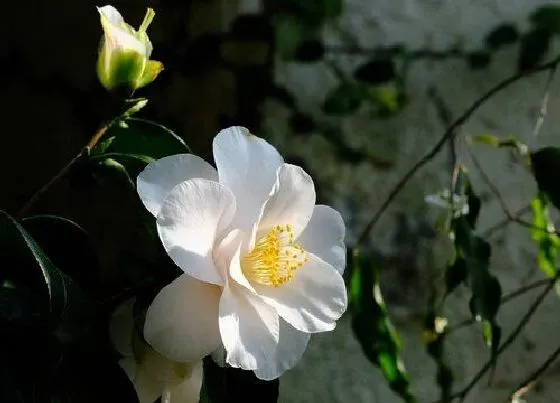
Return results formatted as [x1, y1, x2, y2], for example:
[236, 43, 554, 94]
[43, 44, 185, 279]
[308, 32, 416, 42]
[241, 224, 308, 287]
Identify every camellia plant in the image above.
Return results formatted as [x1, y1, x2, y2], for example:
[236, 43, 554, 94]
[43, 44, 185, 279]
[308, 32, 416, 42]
[5, 3, 560, 403]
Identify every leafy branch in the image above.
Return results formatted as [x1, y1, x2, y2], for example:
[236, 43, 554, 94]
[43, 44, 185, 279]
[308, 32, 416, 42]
[355, 53, 560, 247]
[437, 274, 558, 403]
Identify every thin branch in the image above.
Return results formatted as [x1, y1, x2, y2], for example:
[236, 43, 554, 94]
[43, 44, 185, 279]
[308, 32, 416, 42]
[439, 276, 557, 403]
[510, 343, 560, 402]
[326, 46, 464, 61]
[17, 123, 114, 218]
[355, 53, 560, 247]
[481, 205, 533, 238]
[447, 277, 554, 334]
[531, 63, 558, 139]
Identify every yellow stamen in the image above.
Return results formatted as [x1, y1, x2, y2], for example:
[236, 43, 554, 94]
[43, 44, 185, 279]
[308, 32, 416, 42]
[241, 224, 308, 287]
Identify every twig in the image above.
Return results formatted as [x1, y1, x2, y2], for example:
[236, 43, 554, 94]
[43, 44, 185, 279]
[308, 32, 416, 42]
[509, 343, 560, 402]
[531, 63, 558, 140]
[447, 277, 554, 334]
[439, 277, 557, 403]
[355, 54, 560, 247]
[17, 124, 112, 218]
[481, 205, 532, 238]
[326, 46, 464, 61]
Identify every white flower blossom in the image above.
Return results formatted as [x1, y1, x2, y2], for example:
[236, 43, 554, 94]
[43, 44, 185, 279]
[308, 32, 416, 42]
[110, 298, 202, 403]
[136, 127, 348, 380]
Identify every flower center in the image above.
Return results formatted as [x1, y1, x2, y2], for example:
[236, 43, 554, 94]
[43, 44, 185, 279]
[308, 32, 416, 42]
[241, 224, 308, 287]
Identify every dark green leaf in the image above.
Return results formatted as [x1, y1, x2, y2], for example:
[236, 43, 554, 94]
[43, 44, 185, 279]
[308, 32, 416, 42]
[230, 14, 272, 41]
[200, 356, 279, 403]
[90, 158, 137, 189]
[530, 192, 560, 278]
[423, 310, 453, 401]
[268, 85, 296, 108]
[529, 5, 560, 34]
[531, 147, 560, 211]
[91, 118, 189, 177]
[518, 28, 552, 72]
[448, 170, 502, 365]
[349, 249, 416, 403]
[323, 0, 343, 20]
[289, 112, 316, 134]
[294, 39, 325, 62]
[466, 51, 491, 70]
[322, 83, 364, 115]
[53, 344, 139, 403]
[485, 23, 519, 49]
[444, 257, 467, 296]
[22, 215, 100, 291]
[354, 59, 396, 84]
[0, 211, 93, 344]
[273, 15, 306, 59]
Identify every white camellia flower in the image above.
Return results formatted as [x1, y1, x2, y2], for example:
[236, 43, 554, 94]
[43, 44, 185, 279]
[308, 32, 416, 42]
[96, 5, 163, 92]
[137, 127, 347, 380]
[110, 298, 203, 403]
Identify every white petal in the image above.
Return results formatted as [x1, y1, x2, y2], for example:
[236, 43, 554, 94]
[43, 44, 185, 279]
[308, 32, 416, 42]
[137, 154, 218, 216]
[109, 297, 135, 357]
[97, 6, 146, 55]
[213, 127, 283, 231]
[226, 234, 256, 294]
[144, 274, 222, 363]
[169, 361, 203, 403]
[253, 318, 311, 380]
[157, 178, 236, 285]
[256, 164, 315, 241]
[297, 205, 346, 274]
[256, 253, 347, 333]
[219, 282, 279, 371]
[97, 5, 124, 24]
[118, 357, 137, 381]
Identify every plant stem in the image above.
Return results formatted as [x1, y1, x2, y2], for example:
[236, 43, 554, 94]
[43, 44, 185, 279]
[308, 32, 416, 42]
[17, 124, 112, 218]
[510, 342, 560, 401]
[437, 276, 557, 402]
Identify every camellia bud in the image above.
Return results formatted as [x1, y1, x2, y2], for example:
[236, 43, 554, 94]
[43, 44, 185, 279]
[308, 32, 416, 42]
[96, 5, 164, 93]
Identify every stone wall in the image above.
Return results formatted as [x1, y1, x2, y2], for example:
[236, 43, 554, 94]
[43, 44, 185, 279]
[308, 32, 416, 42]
[244, 0, 560, 402]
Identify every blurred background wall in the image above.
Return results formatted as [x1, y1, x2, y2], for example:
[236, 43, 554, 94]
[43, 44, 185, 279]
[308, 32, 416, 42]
[3, 0, 560, 402]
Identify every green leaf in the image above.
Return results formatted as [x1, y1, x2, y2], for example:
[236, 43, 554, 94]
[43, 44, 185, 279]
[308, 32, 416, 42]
[22, 215, 100, 291]
[289, 112, 316, 133]
[423, 311, 453, 401]
[529, 5, 560, 34]
[466, 51, 491, 70]
[531, 147, 560, 211]
[0, 211, 92, 343]
[354, 59, 396, 84]
[530, 192, 560, 278]
[323, 0, 343, 20]
[294, 39, 325, 62]
[448, 170, 502, 367]
[200, 356, 279, 403]
[485, 23, 519, 49]
[53, 344, 139, 403]
[230, 14, 272, 41]
[349, 249, 416, 403]
[518, 28, 552, 72]
[322, 83, 364, 116]
[444, 257, 468, 296]
[91, 118, 189, 177]
[273, 15, 306, 60]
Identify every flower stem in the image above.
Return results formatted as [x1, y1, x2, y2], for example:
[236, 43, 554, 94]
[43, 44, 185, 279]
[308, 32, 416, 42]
[17, 123, 111, 219]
